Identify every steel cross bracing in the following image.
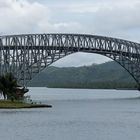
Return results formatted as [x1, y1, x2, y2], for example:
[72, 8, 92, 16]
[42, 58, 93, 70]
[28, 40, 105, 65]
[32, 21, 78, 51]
[0, 34, 140, 88]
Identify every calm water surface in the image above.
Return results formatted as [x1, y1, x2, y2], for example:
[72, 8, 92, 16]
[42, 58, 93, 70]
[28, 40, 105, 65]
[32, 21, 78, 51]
[0, 88, 140, 140]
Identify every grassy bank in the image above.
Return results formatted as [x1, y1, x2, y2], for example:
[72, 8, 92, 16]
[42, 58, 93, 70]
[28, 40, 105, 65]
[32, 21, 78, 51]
[0, 100, 52, 109]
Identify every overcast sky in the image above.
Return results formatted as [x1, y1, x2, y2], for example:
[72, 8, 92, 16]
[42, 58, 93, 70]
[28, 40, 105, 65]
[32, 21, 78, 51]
[0, 0, 140, 67]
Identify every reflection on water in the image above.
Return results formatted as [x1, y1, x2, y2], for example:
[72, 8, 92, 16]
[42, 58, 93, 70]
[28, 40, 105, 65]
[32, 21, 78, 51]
[27, 87, 140, 101]
[0, 88, 140, 140]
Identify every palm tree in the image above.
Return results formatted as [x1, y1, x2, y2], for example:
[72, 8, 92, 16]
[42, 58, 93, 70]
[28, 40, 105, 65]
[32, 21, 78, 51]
[0, 73, 18, 100]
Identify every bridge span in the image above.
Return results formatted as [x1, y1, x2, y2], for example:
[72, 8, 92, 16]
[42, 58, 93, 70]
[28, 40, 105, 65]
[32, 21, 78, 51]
[0, 34, 140, 89]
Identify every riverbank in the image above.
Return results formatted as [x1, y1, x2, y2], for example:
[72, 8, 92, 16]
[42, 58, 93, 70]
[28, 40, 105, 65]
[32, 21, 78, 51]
[0, 100, 52, 109]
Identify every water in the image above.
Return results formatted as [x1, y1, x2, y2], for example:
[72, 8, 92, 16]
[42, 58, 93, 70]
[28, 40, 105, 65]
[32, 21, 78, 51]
[0, 88, 140, 140]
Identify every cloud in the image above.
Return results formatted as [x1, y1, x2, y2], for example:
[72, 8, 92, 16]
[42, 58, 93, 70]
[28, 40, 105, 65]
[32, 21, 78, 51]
[50, 0, 140, 42]
[93, 4, 140, 42]
[58, 0, 139, 13]
[1, 0, 140, 41]
[0, 0, 140, 67]
[0, 0, 46, 34]
[0, 0, 83, 35]
[92, 3, 140, 32]
[52, 22, 82, 33]
[52, 52, 111, 67]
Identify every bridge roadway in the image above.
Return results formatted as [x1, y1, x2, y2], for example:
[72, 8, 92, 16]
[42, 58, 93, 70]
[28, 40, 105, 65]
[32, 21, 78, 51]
[1, 45, 140, 58]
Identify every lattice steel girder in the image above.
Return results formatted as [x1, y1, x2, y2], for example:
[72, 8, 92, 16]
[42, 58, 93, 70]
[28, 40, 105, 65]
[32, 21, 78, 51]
[0, 33, 140, 88]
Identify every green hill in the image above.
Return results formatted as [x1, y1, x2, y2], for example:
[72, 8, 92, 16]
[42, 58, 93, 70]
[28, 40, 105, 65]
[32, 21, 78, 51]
[28, 61, 137, 89]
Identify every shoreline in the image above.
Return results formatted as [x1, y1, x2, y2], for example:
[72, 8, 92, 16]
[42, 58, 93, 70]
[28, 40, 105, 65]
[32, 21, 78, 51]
[0, 100, 52, 109]
[0, 104, 52, 109]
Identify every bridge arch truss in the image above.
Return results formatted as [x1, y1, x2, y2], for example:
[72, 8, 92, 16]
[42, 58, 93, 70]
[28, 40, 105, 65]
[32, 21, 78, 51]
[0, 34, 140, 88]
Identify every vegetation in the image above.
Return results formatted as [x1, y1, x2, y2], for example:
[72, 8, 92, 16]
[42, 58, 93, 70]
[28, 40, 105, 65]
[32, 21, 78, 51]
[0, 100, 52, 109]
[0, 73, 52, 109]
[0, 73, 28, 100]
[29, 61, 138, 89]
[0, 73, 19, 100]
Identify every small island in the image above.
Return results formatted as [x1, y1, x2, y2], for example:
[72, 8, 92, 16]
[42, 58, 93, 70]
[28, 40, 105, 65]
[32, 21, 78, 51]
[0, 73, 52, 109]
[0, 100, 52, 109]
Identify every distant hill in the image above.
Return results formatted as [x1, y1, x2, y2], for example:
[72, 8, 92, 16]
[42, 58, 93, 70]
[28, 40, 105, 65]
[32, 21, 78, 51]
[28, 61, 137, 89]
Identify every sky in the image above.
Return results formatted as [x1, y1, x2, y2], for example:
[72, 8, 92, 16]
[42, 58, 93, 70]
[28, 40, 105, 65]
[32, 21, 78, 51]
[0, 0, 140, 67]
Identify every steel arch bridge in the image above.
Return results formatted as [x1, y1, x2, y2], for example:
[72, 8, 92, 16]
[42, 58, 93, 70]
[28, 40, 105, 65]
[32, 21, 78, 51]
[0, 33, 140, 89]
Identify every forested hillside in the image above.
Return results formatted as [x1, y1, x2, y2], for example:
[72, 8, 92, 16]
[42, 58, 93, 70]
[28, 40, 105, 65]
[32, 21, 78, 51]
[29, 61, 137, 89]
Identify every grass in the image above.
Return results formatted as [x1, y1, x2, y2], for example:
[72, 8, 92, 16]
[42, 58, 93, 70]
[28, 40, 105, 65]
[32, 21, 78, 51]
[0, 100, 52, 109]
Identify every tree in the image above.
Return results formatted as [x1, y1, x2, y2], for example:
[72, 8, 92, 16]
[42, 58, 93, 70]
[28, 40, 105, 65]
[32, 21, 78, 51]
[0, 73, 18, 100]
